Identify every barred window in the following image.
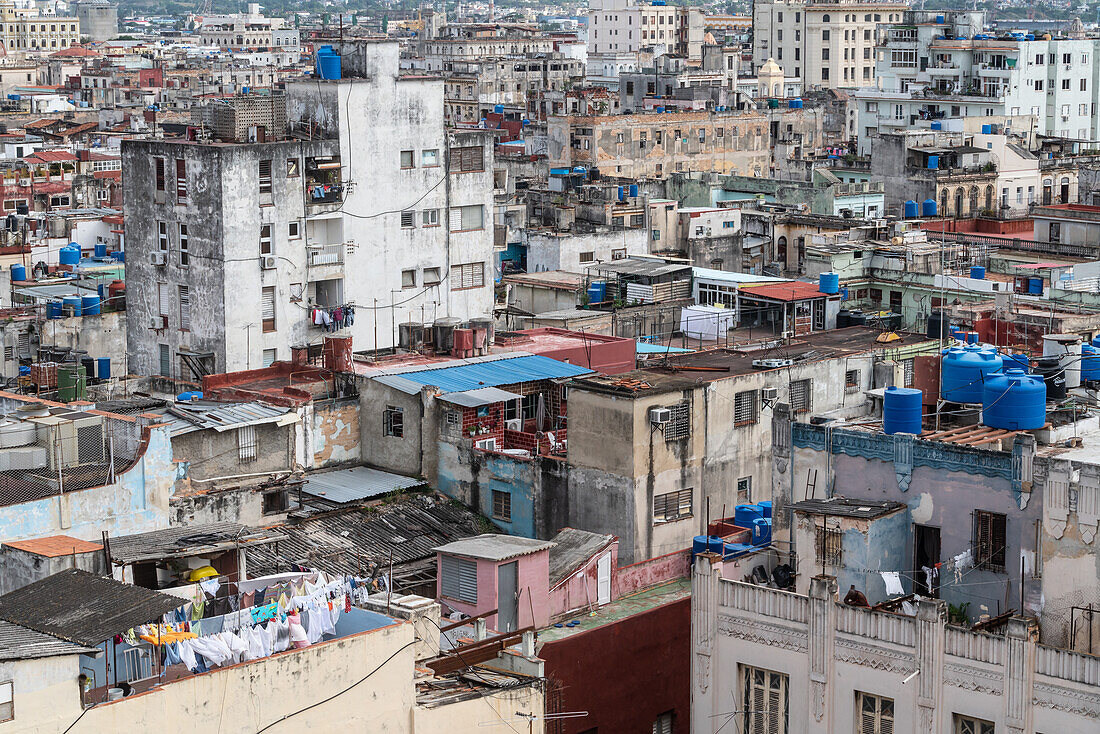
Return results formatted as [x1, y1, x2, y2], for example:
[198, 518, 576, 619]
[383, 406, 404, 438]
[790, 379, 812, 413]
[492, 489, 511, 521]
[845, 369, 861, 393]
[902, 359, 915, 387]
[653, 488, 693, 523]
[741, 666, 789, 734]
[664, 402, 691, 441]
[816, 525, 843, 565]
[734, 390, 758, 426]
[237, 425, 257, 463]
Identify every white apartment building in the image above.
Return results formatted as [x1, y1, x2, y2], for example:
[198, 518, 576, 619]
[752, 0, 909, 89]
[587, 0, 705, 87]
[856, 11, 1100, 148]
[122, 41, 495, 378]
[199, 2, 299, 51]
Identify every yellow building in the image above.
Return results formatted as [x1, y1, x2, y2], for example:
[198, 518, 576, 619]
[0, 1, 81, 53]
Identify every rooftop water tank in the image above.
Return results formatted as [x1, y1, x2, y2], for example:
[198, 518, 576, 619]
[80, 295, 100, 316]
[926, 310, 949, 340]
[970, 266, 985, 280]
[97, 357, 110, 381]
[1003, 352, 1029, 373]
[10, 263, 25, 282]
[819, 272, 840, 294]
[941, 344, 1003, 403]
[884, 386, 923, 435]
[61, 296, 81, 317]
[982, 369, 1046, 430]
[433, 317, 462, 353]
[1034, 356, 1067, 400]
[928, 155, 939, 170]
[93, 243, 107, 258]
[1092, 334, 1100, 349]
[982, 124, 992, 134]
[922, 198, 938, 216]
[930, 120, 942, 130]
[59, 246, 80, 266]
[752, 518, 772, 545]
[734, 504, 765, 530]
[936, 14, 945, 23]
[587, 281, 607, 304]
[629, 184, 639, 197]
[757, 500, 773, 518]
[1028, 277, 1043, 294]
[315, 45, 341, 80]
[904, 200, 919, 218]
[1082, 344, 1100, 382]
[1043, 333, 1081, 389]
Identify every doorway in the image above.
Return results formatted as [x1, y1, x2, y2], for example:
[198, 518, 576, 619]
[497, 561, 518, 632]
[597, 553, 611, 605]
[914, 525, 940, 597]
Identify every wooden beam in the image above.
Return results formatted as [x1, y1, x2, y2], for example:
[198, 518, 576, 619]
[438, 608, 499, 633]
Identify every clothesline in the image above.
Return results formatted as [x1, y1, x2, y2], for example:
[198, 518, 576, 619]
[311, 303, 356, 331]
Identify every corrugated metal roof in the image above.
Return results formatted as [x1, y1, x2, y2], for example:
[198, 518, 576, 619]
[437, 387, 523, 408]
[788, 496, 906, 519]
[0, 620, 96, 661]
[0, 569, 184, 646]
[548, 528, 616, 588]
[373, 354, 593, 395]
[433, 534, 556, 561]
[108, 522, 285, 563]
[301, 466, 426, 505]
[157, 401, 296, 437]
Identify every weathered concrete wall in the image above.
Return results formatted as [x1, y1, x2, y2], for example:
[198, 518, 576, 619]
[526, 228, 648, 273]
[39, 310, 128, 375]
[170, 421, 293, 482]
[550, 541, 617, 619]
[612, 548, 690, 600]
[359, 382, 434, 482]
[0, 547, 106, 596]
[169, 483, 270, 527]
[312, 397, 361, 467]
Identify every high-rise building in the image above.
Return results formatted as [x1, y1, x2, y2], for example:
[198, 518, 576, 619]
[752, 0, 909, 89]
[586, 0, 705, 88]
[74, 0, 118, 43]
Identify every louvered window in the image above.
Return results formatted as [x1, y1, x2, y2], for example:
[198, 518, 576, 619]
[451, 145, 483, 172]
[741, 666, 788, 734]
[974, 510, 1007, 572]
[178, 285, 190, 331]
[258, 159, 272, 194]
[653, 488, 693, 524]
[857, 692, 894, 734]
[452, 262, 485, 289]
[790, 379, 812, 413]
[158, 344, 170, 377]
[652, 711, 673, 734]
[154, 157, 165, 194]
[175, 158, 187, 203]
[449, 205, 483, 232]
[261, 286, 276, 332]
[440, 554, 477, 603]
[15, 332, 29, 359]
[157, 282, 169, 317]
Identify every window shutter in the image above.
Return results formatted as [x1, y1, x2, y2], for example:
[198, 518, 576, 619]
[441, 555, 477, 603]
[261, 287, 275, 319]
[158, 282, 169, 316]
[449, 207, 462, 231]
[154, 157, 165, 191]
[175, 158, 187, 202]
[178, 285, 190, 330]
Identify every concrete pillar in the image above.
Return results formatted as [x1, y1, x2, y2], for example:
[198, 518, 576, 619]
[807, 575, 837, 732]
[1003, 617, 1037, 734]
[690, 553, 722, 733]
[915, 596, 947, 732]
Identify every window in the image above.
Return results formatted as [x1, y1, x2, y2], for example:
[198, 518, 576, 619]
[288, 221, 300, 239]
[400, 210, 415, 228]
[423, 267, 441, 285]
[238, 425, 257, 463]
[262, 348, 276, 367]
[158, 221, 168, 252]
[258, 159, 272, 194]
[954, 714, 994, 734]
[452, 145, 484, 172]
[653, 488, 693, 523]
[857, 692, 894, 734]
[286, 158, 299, 177]
[154, 157, 165, 194]
[652, 711, 673, 734]
[175, 159, 187, 203]
[974, 510, 1007, 572]
[741, 666, 789, 734]
[383, 406, 404, 437]
[178, 285, 190, 330]
[441, 554, 477, 603]
[450, 205, 483, 231]
[401, 269, 416, 288]
[734, 390, 758, 426]
[452, 262, 485, 289]
[261, 286, 276, 332]
[579, 251, 595, 264]
[664, 402, 691, 441]
[421, 149, 439, 167]
[822, 29, 830, 41]
[178, 224, 189, 265]
[422, 209, 440, 226]
[0, 680, 12, 723]
[1062, 78, 1070, 90]
[737, 476, 752, 504]
[263, 488, 288, 514]
[869, 288, 882, 304]
[790, 379, 812, 413]
[492, 490, 511, 521]
[400, 150, 414, 168]
[259, 224, 272, 255]
[816, 524, 843, 565]
[845, 369, 860, 393]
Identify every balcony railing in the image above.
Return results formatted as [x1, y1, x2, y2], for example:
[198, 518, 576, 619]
[308, 243, 344, 267]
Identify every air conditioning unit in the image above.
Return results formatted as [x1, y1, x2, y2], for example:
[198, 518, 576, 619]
[505, 418, 523, 431]
[780, 330, 794, 340]
[752, 357, 795, 369]
[762, 387, 779, 401]
[260, 255, 277, 269]
[150, 251, 167, 266]
[475, 438, 497, 451]
[649, 407, 672, 425]
[150, 315, 166, 329]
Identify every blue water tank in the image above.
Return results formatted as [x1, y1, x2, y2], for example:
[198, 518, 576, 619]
[928, 155, 939, 169]
[1028, 277, 1043, 294]
[983, 369, 1046, 430]
[315, 45, 341, 80]
[587, 281, 606, 304]
[734, 504, 765, 529]
[723, 542, 754, 559]
[176, 391, 204, 402]
[819, 272, 840, 294]
[982, 124, 992, 134]
[752, 518, 772, 545]
[966, 331, 980, 344]
[1003, 353, 1030, 373]
[884, 386, 923, 435]
[628, 184, 639, 197]
[97, 357, 110, 380]
[1025, 34, 1035, 40]
[46, 301, 61, 319]
[757, 500, 773, 518]
[59, 246, 80, 266]
[941, 345, 1004, 403]
[617, 185, 625, 201]
[654, 106, 665, 113]
[94, 243, 107, 258]
[112, 250, 125, 262]
[840, 287, 849, 299]
[61, 295, 82, 317]
[1083, 344, 1100, 381]
[707, 535, 725, 555]
[936, 14, 945, 23]
[10, 264, 25, 281]
[904, 200, 919, 218]
[931, 120, 942, 130]
[692, 535, 709, 555]
[81, 295, 100, 316]
[922, 198, 938, 216]
[970, 266, 986, 280]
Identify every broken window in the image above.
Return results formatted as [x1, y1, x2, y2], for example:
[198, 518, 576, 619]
[845, 369, 860, 393]
[857, 692, 894, 734]
[175, 159, 187, 204]
[258, 159, 272, 195]
[741, 666, 789, 734]
[260, 224, 272, 255]
[178, 224, 189, 266]
[653, 488, 693, 523]
[383, 406, 404, 437]
[816, 524, 843, 565]
[974, 510, 1007, 572]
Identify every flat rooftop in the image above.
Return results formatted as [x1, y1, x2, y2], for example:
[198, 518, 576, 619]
[537, 578, 691, 642]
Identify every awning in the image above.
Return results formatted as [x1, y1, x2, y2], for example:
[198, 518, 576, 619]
[300, 466, 427, 505]
[438, 387, 523, 407]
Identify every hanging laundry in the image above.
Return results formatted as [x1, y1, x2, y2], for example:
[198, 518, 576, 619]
[880, 571, 905, 597]
[287, 611, 309, 649]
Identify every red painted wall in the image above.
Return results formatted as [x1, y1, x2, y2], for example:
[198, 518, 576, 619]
[539, 595, 690, 734]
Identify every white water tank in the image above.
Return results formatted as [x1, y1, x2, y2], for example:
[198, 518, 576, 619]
[1043, 334, 1082, 389]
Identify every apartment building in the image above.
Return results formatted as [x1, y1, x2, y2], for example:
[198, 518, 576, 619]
[753, 0, 909, 89]
[856, 11, 1100, 145]
[198, 3, 299, 50]
[586, 0, 706, 87]
[440, 56, 584, 124]
[0, 0, 80, 53]
[122, 41, 495, 378]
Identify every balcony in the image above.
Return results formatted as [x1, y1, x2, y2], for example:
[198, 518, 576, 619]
[308, 243, 345, 269]
[305, 155, 343, 210]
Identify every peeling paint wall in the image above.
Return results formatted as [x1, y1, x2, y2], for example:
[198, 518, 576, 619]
[39, 310, 128, 375]
[170, 422, 293, 481]
[312, 397, 361, 467]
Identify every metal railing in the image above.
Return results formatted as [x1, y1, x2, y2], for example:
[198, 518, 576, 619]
[308, 243, 344, 267]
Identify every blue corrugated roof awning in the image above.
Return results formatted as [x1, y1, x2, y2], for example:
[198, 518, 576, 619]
[374, 354, 593, 394]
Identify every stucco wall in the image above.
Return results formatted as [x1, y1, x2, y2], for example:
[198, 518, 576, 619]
[312, 397, 361, 467]
[170, 421, 293, 482]
[39, 310, 127, 376]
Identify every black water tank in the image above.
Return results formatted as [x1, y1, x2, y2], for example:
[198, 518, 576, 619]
[837, 310, 851, 328]
[1035, 356, 1067, 400]
[926, 310, 949, 340]
[849, 310, 867, 326]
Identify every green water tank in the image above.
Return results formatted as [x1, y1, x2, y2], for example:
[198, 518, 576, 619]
[767, 98, 779, 109]
[57, 364, 86, 402]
